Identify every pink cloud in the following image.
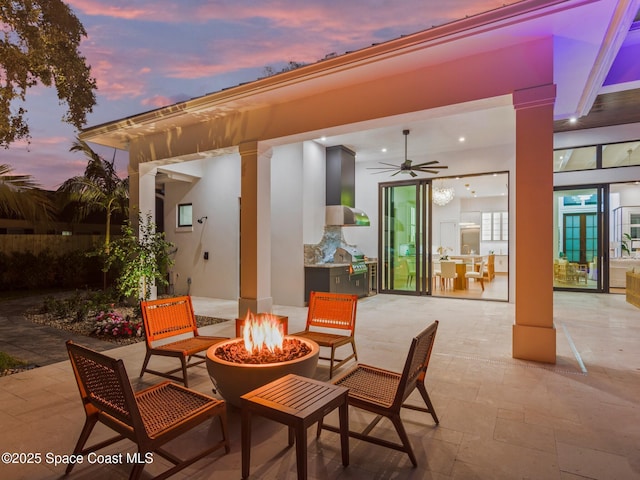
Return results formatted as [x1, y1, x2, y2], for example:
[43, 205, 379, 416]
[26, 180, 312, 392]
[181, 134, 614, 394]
[141, 95, 176, 108]
[66, 0, 156, 20]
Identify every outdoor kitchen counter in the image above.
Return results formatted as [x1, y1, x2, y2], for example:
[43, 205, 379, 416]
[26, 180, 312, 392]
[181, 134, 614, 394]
[304, 259, 377, 267]
[304, 260, 376, 302]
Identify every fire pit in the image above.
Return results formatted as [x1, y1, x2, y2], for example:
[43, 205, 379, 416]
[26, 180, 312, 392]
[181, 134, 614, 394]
[206, 312, 319, 407]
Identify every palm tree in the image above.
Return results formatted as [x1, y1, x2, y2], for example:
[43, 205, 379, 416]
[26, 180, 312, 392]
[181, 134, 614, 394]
[0, 164, 54, 222]
[58, 138, 129, 252]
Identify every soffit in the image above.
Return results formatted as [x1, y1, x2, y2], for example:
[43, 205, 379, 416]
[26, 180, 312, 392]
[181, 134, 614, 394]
[81, 0, 632, 151]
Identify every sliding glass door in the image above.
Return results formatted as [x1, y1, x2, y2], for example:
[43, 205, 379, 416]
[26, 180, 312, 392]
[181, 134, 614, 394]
[379, 181, 430, 294]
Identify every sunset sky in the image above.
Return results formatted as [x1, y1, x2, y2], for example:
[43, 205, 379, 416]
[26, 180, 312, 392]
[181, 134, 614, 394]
[5, 0, 510, 189]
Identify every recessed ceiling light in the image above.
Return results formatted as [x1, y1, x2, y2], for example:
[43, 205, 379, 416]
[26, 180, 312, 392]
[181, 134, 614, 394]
[381, 148, 387, 153]
[569, 117, 577, 124]
[320, 136, 327, 141]
[459, 136, 465, 142]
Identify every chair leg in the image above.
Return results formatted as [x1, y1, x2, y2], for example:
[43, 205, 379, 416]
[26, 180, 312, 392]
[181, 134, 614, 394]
[66, 417, 98, 474]
[129, 454, 146, 480]
[329, 347, 336, 379]
[139, 351, 152, 378]
[351, 339, 358, 362]
[479, 278, 485, 291]
[417, 382, 439, 424]
[389, 413, 417, 467]
[180, 357, 189, 387]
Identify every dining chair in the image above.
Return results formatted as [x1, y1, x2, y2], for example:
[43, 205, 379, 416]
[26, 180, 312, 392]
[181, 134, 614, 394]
[318, 321, 440, 467]
[402, 257, 416, 287]
[435, 260, 457, 290]
[465, 260, 485, 290]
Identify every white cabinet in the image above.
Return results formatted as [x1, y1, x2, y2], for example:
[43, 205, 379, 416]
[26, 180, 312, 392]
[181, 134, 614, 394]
[494, 255, 508, 273]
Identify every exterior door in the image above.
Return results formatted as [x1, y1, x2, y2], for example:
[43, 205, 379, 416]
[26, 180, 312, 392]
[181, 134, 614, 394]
[553, 186, 604, 291]
[379, 180, 430, 294]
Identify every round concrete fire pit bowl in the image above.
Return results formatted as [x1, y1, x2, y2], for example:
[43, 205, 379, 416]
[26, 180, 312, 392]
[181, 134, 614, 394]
[206, 336, 319, 407]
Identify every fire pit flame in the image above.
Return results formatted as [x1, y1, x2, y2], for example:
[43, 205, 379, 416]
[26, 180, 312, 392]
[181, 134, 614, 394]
[242, 311, 284, 354]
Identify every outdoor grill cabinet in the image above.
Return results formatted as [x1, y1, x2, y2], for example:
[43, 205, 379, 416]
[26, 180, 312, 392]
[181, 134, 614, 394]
[304, 264, 368, 302]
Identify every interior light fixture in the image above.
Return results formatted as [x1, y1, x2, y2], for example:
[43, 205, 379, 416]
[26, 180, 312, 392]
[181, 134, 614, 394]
[432, 180, 455, 206]
[197, 216, 208, 224]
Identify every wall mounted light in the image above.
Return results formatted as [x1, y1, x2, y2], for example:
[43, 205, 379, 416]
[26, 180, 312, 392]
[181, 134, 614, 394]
[197, 216, 208, 224]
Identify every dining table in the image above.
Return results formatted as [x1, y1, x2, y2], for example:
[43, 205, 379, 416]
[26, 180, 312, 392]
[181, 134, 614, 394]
[449, 254, 484, 263]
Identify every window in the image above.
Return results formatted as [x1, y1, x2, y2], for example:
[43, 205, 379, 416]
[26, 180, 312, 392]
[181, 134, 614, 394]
[177, 203, 193, 227]
[482, 211, 507, 241]
[631, 213, 640, 240]
[554, 146, 597, 172]
[602, 141, 640, 168]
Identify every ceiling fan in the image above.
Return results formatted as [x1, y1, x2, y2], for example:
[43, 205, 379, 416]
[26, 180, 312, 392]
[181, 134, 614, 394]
[368, 129, 448, 177]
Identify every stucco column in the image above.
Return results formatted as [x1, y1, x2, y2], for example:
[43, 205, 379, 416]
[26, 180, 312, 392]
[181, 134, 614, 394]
[138, 163, 157, 223]
[512, 84, 557, 363]
[137, 163, 158, 299]
[238, 141, 273, 317]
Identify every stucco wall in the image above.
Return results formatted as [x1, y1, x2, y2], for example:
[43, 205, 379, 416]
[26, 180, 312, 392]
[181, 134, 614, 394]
[164, 154, 241, 299]
[271, 143, 305, 306]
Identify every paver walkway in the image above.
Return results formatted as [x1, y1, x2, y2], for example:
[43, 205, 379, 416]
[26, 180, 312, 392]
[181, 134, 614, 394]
[0, 294, 115, 368]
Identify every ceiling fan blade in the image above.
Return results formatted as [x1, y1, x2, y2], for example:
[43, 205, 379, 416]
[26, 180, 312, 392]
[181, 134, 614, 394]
[411, 160, 441, 167]
[367, 165, 400, 170]
[379, 162, 402, 168]
[417, 165, 448, 170]
[391, 170, 402, 177]
[419, 169, 442, 174]
[410, 170, 417, 177]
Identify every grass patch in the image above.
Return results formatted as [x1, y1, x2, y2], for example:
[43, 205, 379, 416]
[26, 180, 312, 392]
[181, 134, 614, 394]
[0, 351, 27, 370]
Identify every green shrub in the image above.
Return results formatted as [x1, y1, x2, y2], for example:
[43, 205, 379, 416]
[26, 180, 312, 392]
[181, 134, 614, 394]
[0, 248, 107, 292]
[41, 289, 122, 323]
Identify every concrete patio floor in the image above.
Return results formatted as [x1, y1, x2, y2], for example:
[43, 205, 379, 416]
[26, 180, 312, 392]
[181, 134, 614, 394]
[1, 292, 639, 479]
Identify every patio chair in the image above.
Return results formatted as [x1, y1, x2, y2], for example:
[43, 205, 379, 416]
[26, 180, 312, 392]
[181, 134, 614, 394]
[292, 291, 358, 378]
[65, 341, 230, 480]
[318, 320, 439, 467]
[139, 295, 228, 387]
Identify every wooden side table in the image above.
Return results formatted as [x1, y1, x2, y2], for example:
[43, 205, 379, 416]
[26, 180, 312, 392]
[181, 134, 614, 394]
[241, 373, 349, 479]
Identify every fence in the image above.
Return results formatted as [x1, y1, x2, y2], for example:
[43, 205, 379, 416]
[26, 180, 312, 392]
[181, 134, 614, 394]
[0, 235, 106, 255]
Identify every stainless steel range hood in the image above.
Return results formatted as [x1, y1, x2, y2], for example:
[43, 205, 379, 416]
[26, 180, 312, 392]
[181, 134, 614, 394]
[326, 205, 370, 227]
[325, 145, 370, 227]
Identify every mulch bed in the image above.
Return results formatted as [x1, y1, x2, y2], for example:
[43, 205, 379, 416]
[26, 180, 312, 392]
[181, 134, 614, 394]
[25, 309, 230, 345]
[0, 309, 230, 377]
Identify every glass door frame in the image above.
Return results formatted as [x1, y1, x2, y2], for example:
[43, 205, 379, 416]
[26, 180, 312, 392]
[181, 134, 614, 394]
[553, 184, 608, 292]
[378, 179, 432, 296]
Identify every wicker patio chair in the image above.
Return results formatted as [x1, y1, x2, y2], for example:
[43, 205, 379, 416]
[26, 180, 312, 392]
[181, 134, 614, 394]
[139, 295, 228, 387]
[318, 320, 439, 467]
[292, 291, 358, 378]
[66, 340, 230, 480]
